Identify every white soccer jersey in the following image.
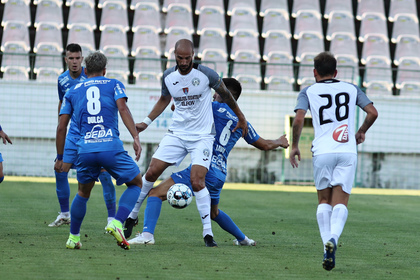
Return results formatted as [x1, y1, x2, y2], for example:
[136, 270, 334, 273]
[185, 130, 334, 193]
[295, 79, 373, 156]
[162, 64, 222, 140]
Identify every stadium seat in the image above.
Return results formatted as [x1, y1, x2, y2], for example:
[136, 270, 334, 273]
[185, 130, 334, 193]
[295, 32, 324, 63]
[291, 0, 321, 18]
[33, 22, 63, 53]
[365, 81, 393, 95]
[134, 72, 161, 87]
[1, 21, 31, 53]
[131, 27, 161, 57]
[165, 49, 176, 69]
[395, 58, 420, 88]
[99, 0, 129, 31]
[1, 0, 31, 27]
[197, 29, 227, 59]
[329, 34, 358, 62]
[67, 0, 97, 29]
[363, 57, 393, 88]
[259, 0, 288, 17]
[105, 70, 128, 83]
[265, 76, 294, 91]
[34, 0, 63, 28]
[227, 0, 256, 16]
[263, 31, 292, 61]
[229, 7, 258, 37]
[297, 54, 316, 85]
[65, 0, 95, 6]
[99, 25, 128, 56]
[230, 30, 260, 60]
[36, 67, 62, 82]
[67, 24, 96, 55]
[234, 75, 261, 90]
[326, 11, 356, 41]
[101, 47, 130, 74]
[293, 10, 323, 40]
[264, 52, 294, 84]
[162, 0, 190, 13]
[388, 0, 417, 22]
[361, 35, 390, 65]
[324, 0, 352, 19]
[299, 77, 315, 89]
[200, 49, 228, 77]
[164, 4, 194, 34]
[164, 27, 193, 57]
[358, 13, 388, 42]
[231, 50, 261, 78]
[195, 0, 224, 15]
[336, 55, 359, 83]
[133, 47, 162, 75]
[398, 82, 420, 96]
[132, 2, 162, 33]
[393, 36, 420, 66]
[34, 44, 63, 73]
[130, 0, 159, 10]
[0, 43, 30, 72]
[97, 0, 126, 8]
[196, 6, 226, 35]
[356, 0, 385, 20]
[391, 14, 419, 44]
[261, 10, 291, 39]
[1, 66, 29, 81]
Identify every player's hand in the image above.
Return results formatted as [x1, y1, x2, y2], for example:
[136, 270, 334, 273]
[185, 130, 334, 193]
[279, 134, 289, 149]
[136, 122, 148, 133]
[355, 132, 365, 145]
[133, 136, 142, 161]
[289, 148, 301, 168]
[232, 117, 248, 137]
[54, 160, 63, 172]
[0, 131, 12, 145]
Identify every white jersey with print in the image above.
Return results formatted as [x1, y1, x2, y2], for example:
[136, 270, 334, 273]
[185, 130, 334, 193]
[162, 63, 222, 140]
[294, 79, 373, 156]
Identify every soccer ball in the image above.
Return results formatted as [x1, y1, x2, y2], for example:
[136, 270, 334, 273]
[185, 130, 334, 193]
[167, 183, 193, 209]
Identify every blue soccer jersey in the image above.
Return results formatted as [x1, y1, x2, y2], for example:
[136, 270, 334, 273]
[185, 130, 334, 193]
[58, 68, 87, 142]
[60, 77, 127, 154]
[209, 101, 260, 181]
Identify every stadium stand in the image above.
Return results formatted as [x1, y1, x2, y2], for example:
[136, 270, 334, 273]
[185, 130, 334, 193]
[261, 9, 291, 38]
[195, 0, 224, 15]
[196, 6, 226, 35]
[132, 2, 162, 33]
[324, 0, 353, 19]
[164, 3, 194, 34]
[292, 0, 321, 18]
[34, 0, 63, 28]
[67, 0, 96, 29]
[99, 0, 130, 31]
[1, 0, 31, 27]
[259, 0, 288, 17]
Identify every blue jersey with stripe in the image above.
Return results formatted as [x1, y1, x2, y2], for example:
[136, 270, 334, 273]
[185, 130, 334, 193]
[210, 101, 260, 181]
[57, 68, 88, 142]
[60, 77, 127, 154]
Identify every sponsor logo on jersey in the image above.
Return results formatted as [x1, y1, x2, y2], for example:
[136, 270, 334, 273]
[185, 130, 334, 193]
[192, 77, 200, 86]
[217, 108, 226, 113]
[182, 87, 189, 95]
[332, 124, 349, 143]
[173, 81, 179, 85]
[84, 124, 113, 141]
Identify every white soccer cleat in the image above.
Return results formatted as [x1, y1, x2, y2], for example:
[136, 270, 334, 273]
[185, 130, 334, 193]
[48, 212, 71, 227]
[233, 236, 256, 246]
[128, 232, 155, 245]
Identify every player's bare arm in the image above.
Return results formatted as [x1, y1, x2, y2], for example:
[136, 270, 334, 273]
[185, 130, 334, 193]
[136, 94, 172, 133]
[54, 114, 71, 172]
[215, 81, 248, 136]
[117, 98, 142, 161]
[252, 134, 289, 151]
[289, 109, 306, 168]
[356, 103, 378, 145]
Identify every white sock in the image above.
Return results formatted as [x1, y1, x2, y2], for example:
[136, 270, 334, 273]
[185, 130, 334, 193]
[330, 204, 348, 244]
[128, 175, 154, 219]
[194, 188, 212, 237]
[142, 231, 154, 239]
[316, 203, 333, 245]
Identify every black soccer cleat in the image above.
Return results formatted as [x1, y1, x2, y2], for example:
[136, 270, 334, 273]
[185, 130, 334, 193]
[204, 234, 218, 247]
[123, 217, 139, 239]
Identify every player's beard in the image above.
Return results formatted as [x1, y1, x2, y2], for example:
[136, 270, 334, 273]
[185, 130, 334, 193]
[176, 60, 193, 75]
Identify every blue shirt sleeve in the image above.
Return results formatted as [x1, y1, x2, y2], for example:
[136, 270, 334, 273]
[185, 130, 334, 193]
[59, 91, 73, 116]
[244, 122, 260, 144]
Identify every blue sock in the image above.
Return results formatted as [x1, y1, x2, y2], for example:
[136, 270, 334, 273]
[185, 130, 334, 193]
[0, 176, 4, 183]
[143, 197, 162, 234]
[98, 171, 116, 218]
[55, 171, 70, 212]
[70, 194, 89, 235]
[213, 209, 246, 242]
[115, 185, 141, 224]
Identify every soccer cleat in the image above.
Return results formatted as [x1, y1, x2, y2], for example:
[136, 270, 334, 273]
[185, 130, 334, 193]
[66, 234, 82, 249]
[48, 212, 71, 227]
[233, 236, 256, 246]
[322, 238, 337, 271]
[123, 217, 139, 239]
[204, 234, 218, 247]
[128, 232, 155, 245]
[105, 219, 130, 250]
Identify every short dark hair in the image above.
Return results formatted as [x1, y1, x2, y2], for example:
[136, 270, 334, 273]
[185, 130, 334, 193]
[84, 51, 107, 75]
[223, 78, 242, 100]
[66, 43, 82, 54]
[314, 51, 337, 77]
